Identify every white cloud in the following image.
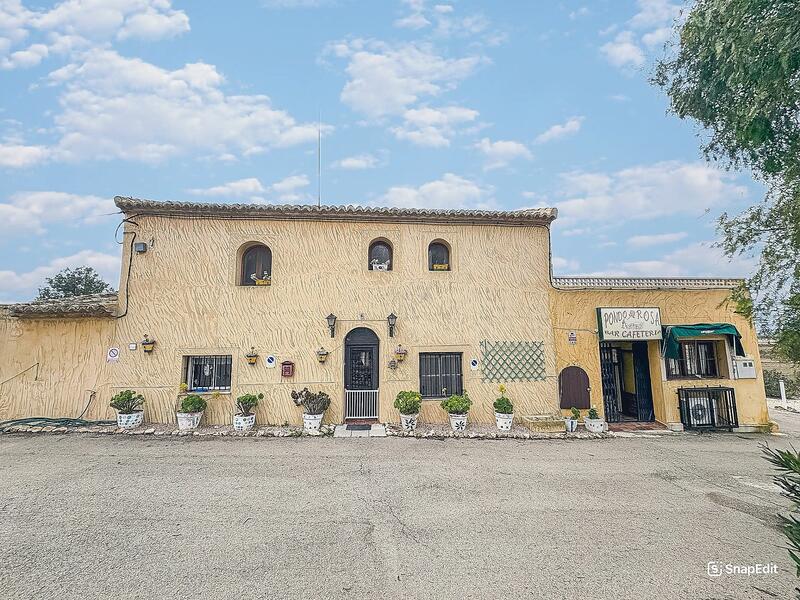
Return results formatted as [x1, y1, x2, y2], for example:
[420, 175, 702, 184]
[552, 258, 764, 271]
[376, 173, 493, 209]
[627, 232, 687, 247]
[534, 116, 584, 144]
[6, 50, 321, 166]
[0, 249, 120, 302]
[394, 13, 430, 30]
[628, 0, 681, 29]
[187, 178, 266, 198]
[569, 7, 590, 19]
[474, 137, 532, 171]
[619, 241, 754, 278]
[327, 38, 484, 118]
[0, 191, 114, 234]
[554, 161, 747, 225]
[0, 0, 189, 70]
[553, 256, 580, 273]
[187, 174, 310, 203]
[600, 31, 645, 68]
[0, 143, 50, 167]
[332, 153, 380, 170]
[392, 105, 478, 147]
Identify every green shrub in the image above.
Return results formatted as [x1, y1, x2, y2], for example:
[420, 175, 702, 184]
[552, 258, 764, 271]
[764, 370, 800, 399]
[291, 388, 331, 415]
[110, 390, 144, 414]
[763, 445, 800, 579]
[587, 406, 600, 420]
[394, 391, 422, 415]
[570, 407, 580, 421]
[440, 391, 472, 415]
[236, 393, 264, 416]
[180, 394, 207, 414]
[493, 396, 513, 414]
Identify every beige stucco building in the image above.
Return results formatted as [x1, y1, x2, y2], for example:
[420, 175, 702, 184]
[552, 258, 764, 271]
[0, 197, 771, 432]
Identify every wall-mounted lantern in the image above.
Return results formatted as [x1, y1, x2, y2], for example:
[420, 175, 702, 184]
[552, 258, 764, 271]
[394, 344, 407, 361]
[316, 347, 330, 363]
[387, 312, 397, 337]
[141, 335, 156, 353]
[245, 347, 259, 365]
[326, 313, 337, 338]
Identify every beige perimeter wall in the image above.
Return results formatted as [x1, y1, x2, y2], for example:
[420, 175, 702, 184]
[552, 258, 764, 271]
[550, 288, 770, 428]
[1, 215, 559, 426]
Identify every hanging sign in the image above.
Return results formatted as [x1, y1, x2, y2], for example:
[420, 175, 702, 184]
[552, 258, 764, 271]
[596, 307, 662, 341]
[106, 347, 120, 363]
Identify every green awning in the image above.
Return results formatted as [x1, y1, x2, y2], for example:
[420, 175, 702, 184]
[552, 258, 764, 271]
[662, 323, 744, 360]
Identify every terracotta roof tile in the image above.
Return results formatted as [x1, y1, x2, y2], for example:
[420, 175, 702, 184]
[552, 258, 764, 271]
[3, 293, 118, 318]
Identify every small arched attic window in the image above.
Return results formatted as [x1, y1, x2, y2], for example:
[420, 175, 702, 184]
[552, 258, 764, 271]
[368, 239, 392, 271]
[240, 244, 272, 285]
[428, 240, 450, 271]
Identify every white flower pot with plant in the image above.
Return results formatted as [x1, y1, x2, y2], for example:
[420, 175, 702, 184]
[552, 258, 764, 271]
[177, 394, 207, 430]
[233, 392, 263, 431]
[493, 385, 513, 431]
[291, 387, 332, 432]
[441, 392, 472, 432]
[584, 406, 606, 433]
[394, 390, 422, 432]
[110, 389, 145, 429]
[564, 406, 580, 432]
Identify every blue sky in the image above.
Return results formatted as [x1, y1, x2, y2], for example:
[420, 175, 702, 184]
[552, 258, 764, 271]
[0, 0, 759, 302]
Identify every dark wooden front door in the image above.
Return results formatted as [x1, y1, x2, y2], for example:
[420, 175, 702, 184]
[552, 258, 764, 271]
[559, 366, 590, 409]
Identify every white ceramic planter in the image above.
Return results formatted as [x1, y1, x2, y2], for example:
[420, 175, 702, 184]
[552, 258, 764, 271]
[584, 418, 605, 433]
[448, 413, 468, 432]
[117, 411, 143, 429]
[233, 414, 256, 432]
[400, 413, 419, 432]
[495, 412, 513, 431]
[564, 418, 578, 433]
[177, 411, 203, 431]
[303, 413, 323, 432]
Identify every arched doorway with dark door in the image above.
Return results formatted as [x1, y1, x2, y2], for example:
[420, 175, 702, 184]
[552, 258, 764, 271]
[559, 366, 591, 411]
[344, 327, 380, 421]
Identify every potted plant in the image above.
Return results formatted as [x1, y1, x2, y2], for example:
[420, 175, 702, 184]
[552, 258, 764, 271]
[440, 391, 471, 432]
[245, 347, 259, 365]
[394, 390, 422, 432]
[565, 406, 580, 432]
[291, 387, 331, 432]
[177, 394, 207, 430]
[493, 385, 513, 431]
[110, 389, 145, 429]
[584, 406, 606, 433]
[234, 393, 263, 431]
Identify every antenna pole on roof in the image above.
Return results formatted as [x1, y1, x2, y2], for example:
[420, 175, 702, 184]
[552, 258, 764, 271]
[317, 111, 321, 208]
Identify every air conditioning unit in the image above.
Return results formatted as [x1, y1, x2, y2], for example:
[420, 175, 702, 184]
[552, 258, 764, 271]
[733, 356, 757, 379]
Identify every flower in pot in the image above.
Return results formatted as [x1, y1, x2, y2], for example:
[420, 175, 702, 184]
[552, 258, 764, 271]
[234, 393, 263, 431]
[493, 385, 513, 431]
[110, 389, 145, 429]
[440, 391, 471, 432]
[141, 335, 155, 353]
[394, 390, 422, 432]
[584, 406, 606, 433]
[316, 347, 329, 363]
[394, 345, 408, 362]
[177, 394, 207, 430]
[565, 406, 580, 433]
[245, 347, 259, 365]
[291, 387, 331, 432]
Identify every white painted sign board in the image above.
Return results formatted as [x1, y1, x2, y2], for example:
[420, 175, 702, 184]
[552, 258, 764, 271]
[597, 307, 662, 341]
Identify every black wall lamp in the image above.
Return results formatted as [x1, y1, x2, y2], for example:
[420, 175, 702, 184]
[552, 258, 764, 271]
[387, 312, 397, 337]
[326, 313, 337, 338]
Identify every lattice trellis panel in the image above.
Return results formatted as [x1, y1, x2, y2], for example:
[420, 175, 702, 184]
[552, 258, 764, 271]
[480, 340, 546, 382]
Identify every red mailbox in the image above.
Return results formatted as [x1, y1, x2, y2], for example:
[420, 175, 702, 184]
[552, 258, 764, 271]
[281, 361, 295, 378]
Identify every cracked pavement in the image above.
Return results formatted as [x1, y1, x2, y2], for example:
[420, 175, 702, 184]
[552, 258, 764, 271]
[1, 413, 798, 600]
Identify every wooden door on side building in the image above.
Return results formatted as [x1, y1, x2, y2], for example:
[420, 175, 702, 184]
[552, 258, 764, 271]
[558, 366, 591, 410]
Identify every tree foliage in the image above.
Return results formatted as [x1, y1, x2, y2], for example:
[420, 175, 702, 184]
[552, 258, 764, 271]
[654, 0, 800, 362]
[36, 266, 113, 301]
[763, 444, 800, 597]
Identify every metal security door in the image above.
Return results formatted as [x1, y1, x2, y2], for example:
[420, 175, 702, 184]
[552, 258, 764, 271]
[344, 328, 379, 420]
[599, 343, 620, 423]
[632, 341, 655, 422]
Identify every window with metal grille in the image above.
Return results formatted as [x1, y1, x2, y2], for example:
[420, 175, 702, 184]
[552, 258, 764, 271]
[240, 244, 272, 285]
[419, 352, 463, 398]
[428, 241, 450, 271]
[666, 341, 719, 379]
[185, 355, 232, 391]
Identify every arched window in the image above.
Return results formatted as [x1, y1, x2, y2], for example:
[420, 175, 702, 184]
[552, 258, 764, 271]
[240, 244, 272, 285]
[428, 241, 450, 271]
[368, 240, 392, 271]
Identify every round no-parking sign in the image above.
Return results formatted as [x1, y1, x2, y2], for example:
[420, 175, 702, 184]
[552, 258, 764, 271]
[106, 347, 120, 363]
